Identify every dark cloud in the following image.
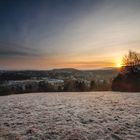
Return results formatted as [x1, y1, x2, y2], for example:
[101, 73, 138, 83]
[0, 41, 41, 58]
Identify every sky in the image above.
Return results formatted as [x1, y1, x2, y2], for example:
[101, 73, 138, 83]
[0, 0, 140, 70]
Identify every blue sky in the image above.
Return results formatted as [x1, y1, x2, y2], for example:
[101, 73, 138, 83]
[0, 0, 140, 69]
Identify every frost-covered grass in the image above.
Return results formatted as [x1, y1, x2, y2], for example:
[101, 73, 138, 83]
[0, 92, 140, 140]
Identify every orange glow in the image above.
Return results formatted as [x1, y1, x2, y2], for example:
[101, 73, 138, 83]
[115, 58, 123, 68]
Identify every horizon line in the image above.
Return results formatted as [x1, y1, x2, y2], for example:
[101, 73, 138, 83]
[0, 67, 118, 71]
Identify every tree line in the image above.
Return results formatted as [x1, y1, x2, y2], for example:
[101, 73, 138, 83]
[0, 79, 112, 96]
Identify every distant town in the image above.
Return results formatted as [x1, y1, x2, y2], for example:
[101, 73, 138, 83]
[0, 68, 118, 95]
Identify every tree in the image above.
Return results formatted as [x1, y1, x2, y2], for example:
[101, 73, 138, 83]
[75, 81, 87, 91]
[63, 80, 88, 92]
[90, 80, 96, 90]
[122, 50, 140, 66]
[112, 50, 140, 92]
[63, 80, 76, 92]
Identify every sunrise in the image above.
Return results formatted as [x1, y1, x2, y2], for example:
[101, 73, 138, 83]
[0, 0, 140, 140]
[1, 0, 140, 69]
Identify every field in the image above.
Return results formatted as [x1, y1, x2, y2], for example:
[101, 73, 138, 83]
[0, 92, 140, 140]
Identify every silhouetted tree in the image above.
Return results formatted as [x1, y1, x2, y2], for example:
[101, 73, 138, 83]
[58, 86, 63, 92]
[39, 81, 56, 92]
[112, 50, 140, 92]
[63, 80, 76, 92]
[122, 50, 140, 66]
[90, 80, 96, 90]
[63, 80, 88, 92]
[75, 81, 87, 91]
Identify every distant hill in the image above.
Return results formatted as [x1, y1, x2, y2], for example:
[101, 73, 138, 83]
[0, 68, 119, 81]
[52, 68, 81, 73]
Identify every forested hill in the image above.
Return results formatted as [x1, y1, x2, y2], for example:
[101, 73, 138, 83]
[0, 68, 118, 81]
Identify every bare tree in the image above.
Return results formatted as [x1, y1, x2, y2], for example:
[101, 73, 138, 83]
[122, 50, 140, 66]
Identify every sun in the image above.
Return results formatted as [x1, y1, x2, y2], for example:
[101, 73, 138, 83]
[116, 58, 123, 68]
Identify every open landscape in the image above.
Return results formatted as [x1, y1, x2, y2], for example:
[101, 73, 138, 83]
[0, 0, 140, 140]
[0, 92, 140, 140]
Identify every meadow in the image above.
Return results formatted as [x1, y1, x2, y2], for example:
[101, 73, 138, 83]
[0, 92, 140, 140]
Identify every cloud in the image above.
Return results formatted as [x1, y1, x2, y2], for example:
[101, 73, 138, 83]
[0, 41, 41, 58]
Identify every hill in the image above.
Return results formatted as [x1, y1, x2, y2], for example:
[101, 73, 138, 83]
[0, 68, 118, 81]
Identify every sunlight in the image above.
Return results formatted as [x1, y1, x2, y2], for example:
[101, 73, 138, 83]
[116, 58, 123, 68]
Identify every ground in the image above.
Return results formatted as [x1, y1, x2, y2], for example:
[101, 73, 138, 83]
[0, 92, 140, 140]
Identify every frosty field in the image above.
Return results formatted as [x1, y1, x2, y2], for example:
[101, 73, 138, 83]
[0, 92, 140, 140]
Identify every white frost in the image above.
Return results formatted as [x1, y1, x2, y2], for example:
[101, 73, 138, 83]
[0, 92, 140, 140]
